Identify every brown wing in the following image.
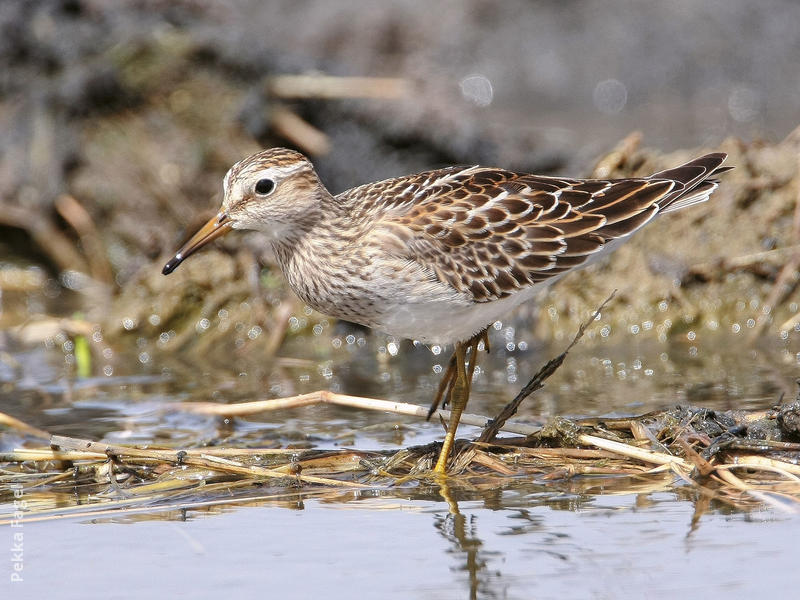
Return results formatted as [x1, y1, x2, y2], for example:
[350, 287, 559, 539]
[365, 154, 728, 302]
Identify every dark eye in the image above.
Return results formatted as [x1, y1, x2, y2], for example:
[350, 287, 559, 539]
[255, 178, 275, 195]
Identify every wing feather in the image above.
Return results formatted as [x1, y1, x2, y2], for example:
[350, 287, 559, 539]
[353, 153, 729, 302]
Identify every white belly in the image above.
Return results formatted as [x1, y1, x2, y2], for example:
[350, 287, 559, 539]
[376, 284, 546, 344]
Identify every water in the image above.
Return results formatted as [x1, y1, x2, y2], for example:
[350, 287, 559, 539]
[2, 326, 799, 598]
[6, 489, 796, 599]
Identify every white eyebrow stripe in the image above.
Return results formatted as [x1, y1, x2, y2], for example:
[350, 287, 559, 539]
[271, 161, 309, 178]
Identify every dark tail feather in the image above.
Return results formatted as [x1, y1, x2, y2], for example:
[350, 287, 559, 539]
[651, 153, 729, 213]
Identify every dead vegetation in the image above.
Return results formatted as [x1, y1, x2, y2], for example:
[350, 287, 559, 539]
[3, 393, 799, 524]
[3, 298, 799, 522]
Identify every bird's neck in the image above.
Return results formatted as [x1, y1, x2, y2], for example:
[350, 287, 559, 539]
[269, 191, 359, 309]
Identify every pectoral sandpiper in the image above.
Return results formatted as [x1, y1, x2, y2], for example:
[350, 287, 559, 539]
[163, 148, 730, 473]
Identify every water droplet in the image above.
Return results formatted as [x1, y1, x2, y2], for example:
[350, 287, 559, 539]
[687, 331, 696, 341]
[728, 86, 760, 123]
[593, 79, 627, 114]
[313, 324, 323, 336]
[387, 341, 399, 356]
[345, 335, 356, 345]
[122, 318, 135, 331]
[148, 314, 161, 326]
[103, 365, 113, 376]
[247, 326, 262, 339]
[431, 345, 442, 356]
[138, 352, 150, 364]
[459, 74, 494, 107]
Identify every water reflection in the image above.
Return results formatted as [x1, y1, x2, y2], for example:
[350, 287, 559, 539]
[433, 508, 500, 600]
[1, 452, 797, 599]
[2, 315, 799, 599]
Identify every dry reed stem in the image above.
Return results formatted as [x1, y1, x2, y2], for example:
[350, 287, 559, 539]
[270, 103, 331, 156]
[713, 469, 798, 513]
[0, 488, 342, 526]
[478, 290, 616, 444]
[266, 75, 410, 100]
[724, 454, 800, 476]
[55, 194, 113, 284]
[0, 203, 90, 275]
[577, 434, 689, 469]
[0, 410, 51, 440]
[174, 391, 541, 436]
[50, 435, 371, 489]
[749, 154, 800, 340]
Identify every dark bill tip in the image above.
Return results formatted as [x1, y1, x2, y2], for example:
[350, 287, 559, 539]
[161, 212, 232, 276]
[162, 256, 183, 275]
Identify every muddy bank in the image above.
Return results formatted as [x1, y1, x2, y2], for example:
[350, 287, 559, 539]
[0, 1, 798, 370]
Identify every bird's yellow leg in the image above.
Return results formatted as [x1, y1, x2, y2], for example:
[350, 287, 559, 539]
[427, 351, 457, 419]
[433, 342, 469, 474]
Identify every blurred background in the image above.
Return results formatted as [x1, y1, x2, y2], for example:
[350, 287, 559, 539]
[4, 4, 800, 597]
[1, 0, 799, 431]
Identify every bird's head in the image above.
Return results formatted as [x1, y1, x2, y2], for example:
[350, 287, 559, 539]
[162, 148, 324, 275]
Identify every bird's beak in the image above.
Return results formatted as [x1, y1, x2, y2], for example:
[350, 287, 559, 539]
[162, 211, 233, 275]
